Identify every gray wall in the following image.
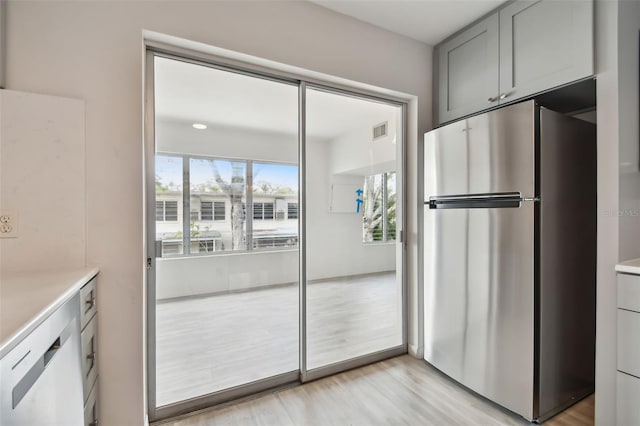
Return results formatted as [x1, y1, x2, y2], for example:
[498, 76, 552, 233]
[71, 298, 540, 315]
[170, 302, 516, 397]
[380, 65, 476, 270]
[4, 1, 432, 424]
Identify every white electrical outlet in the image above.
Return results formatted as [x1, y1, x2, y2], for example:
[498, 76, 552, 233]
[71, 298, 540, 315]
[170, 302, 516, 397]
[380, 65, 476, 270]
[0, 211, 18, 238]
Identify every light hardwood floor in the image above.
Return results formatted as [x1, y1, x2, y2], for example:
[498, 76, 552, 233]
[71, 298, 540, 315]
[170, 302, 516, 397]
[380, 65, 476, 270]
[156, 355, 594, 426]
[155, 272, 402, 406]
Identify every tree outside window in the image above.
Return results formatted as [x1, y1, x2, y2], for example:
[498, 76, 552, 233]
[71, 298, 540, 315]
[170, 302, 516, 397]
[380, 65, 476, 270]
[362, 172, 396, 243]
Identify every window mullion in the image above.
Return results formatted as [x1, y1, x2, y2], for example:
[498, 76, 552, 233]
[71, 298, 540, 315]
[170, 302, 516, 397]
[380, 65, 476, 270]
[183, 156, 191, 255]
[382, 173, 388, 242]
[246, 160, 253, 251]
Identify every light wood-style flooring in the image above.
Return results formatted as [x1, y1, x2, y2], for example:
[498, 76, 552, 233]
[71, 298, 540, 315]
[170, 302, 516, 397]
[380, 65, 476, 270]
[157, 355, 594, 426]
[155, 272, 401, 406]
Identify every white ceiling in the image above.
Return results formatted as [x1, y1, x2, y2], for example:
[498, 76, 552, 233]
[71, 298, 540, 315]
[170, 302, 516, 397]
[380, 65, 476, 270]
[310, 0, 505, 45]
[154, 57, 399, 141]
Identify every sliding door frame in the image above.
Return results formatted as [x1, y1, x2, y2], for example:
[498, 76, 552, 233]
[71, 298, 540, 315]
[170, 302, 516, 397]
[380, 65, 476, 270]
[144, 45, 408, 422]
[299, 82, 407, 382]
[298, 81, 308, 379]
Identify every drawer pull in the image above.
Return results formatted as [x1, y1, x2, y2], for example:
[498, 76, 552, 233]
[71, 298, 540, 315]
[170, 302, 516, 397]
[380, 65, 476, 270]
[85, 297, 96, 312]
[86, 352, 96, 374]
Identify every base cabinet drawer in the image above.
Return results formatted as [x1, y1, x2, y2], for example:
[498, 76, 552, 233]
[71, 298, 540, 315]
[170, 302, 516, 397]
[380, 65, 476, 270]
[81, 316, 98, 400]
[79, 277, 97, 330]
[618, 273, 640, 312]
[617, 372, 640, 425]
[618, 309, 640, 377]
[84, 381, 99, 426]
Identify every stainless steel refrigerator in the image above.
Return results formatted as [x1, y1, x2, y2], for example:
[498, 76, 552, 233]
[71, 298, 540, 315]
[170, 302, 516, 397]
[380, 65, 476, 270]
[423, 100, 596, 422]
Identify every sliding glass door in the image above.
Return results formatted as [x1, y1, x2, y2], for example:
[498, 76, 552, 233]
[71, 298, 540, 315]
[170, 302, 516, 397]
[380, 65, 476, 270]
[148, 55, 300, 415]
[146, 51, 406, 422]
[303, 87, 405, 375]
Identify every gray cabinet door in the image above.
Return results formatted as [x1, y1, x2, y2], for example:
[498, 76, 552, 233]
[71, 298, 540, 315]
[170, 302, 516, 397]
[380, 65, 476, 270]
[499, 0, 593, 103]
[437, 13, 499, 124]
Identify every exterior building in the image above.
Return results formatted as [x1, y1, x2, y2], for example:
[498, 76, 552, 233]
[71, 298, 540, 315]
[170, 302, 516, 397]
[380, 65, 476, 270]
[156, 189, 299, 256]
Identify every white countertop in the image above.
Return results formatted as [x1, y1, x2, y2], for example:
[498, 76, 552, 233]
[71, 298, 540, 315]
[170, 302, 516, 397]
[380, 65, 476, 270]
[616, 258, 640, 275]
[0, 266, 99, 358]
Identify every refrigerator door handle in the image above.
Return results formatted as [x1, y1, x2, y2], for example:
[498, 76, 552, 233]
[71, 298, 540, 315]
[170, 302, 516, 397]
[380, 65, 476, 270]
[427, 192, 528, 209]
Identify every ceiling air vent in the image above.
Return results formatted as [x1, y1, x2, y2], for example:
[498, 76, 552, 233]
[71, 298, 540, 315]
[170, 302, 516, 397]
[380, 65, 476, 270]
[373, 121, 388, 140]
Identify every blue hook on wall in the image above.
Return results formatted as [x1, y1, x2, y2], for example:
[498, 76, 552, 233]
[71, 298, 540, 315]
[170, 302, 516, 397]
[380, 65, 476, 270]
[356, 188, 363, 213]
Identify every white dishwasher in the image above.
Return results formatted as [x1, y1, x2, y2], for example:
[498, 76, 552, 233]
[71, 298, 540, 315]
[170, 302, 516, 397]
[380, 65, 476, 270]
[0, 293, 85, 425]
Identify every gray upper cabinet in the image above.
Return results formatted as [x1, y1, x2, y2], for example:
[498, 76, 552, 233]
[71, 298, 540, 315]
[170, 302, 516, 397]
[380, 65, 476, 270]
[499, 0, 593, 103]
[436, 0, 593, 125]
[437, 14, 499, 124]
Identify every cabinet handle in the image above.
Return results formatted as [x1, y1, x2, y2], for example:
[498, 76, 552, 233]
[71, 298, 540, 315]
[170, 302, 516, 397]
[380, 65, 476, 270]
[488, 93, 509, 103]
[87, 351, 96, 374]
[85, 297, 96, 311]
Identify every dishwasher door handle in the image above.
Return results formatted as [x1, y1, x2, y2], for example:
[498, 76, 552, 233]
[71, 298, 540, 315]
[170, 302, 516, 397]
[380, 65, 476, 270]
[12, 320, 73, 409]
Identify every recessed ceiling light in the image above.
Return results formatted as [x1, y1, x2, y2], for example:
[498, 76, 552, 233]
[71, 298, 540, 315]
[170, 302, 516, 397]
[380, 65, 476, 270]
[192, 123, 207, 130]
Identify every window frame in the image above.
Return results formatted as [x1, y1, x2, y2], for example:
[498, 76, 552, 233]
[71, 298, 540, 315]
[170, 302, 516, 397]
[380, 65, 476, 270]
[253, 202, 264, 220]
[155, 153, 299, 257]
[213, 201, 226, 221]
[156, 200, 179, 222]
[287, 202, 299, 220]
[362, 171, 396, 244]
[253, 202, 276, 221]
[196, 200, 225, 222]
[200, 201, 214, 221]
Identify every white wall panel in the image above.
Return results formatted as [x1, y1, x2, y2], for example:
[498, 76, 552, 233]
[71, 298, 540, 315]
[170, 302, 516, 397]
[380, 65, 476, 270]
[0, 90, 85, 272]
